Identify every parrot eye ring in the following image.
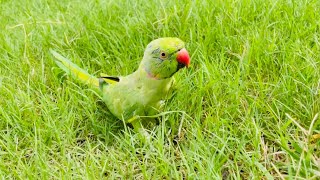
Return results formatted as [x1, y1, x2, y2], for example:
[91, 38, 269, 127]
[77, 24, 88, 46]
[160, 52, 167, 59]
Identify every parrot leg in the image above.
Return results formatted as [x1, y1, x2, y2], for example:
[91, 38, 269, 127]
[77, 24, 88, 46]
[128, 116, 143, 131]
[127, 116, 151, 141]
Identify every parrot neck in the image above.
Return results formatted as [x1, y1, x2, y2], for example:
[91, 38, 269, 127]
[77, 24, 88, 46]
[144, 67, 160, 80]
[137, 67, 166, 80]
[138, 60, 174, 80]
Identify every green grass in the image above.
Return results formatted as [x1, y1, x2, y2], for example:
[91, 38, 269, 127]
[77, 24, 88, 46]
[1, 0, 320, 179]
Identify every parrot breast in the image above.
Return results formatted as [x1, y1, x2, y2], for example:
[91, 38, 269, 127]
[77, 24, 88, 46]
[102, 69, 174, 121]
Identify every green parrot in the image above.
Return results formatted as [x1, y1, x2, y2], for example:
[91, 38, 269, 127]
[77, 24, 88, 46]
[51, 37, 190, 131]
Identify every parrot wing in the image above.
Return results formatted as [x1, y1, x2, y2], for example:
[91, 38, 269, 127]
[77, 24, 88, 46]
[98, 73, 120, 90]
[100, 73, 120, 85]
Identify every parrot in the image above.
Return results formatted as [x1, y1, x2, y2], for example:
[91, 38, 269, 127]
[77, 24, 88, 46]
[50, 37, 190, 131]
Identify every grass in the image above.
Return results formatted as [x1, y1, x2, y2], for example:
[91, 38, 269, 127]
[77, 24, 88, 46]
[0, 0, 319, 179]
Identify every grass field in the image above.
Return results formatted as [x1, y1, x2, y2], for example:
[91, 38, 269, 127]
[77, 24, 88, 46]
[1, 0, 320, 179]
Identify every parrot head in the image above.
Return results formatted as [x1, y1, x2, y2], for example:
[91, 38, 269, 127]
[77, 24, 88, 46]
[140, 37, 190, 79]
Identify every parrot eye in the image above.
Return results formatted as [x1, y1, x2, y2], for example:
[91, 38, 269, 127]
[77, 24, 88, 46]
[160, 52, 167, 60]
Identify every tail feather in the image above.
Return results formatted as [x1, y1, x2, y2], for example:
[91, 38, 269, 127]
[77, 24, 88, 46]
[50, 50, 99, 88]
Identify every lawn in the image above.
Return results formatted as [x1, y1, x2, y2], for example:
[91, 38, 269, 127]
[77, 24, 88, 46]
[0, 0, 319, 179]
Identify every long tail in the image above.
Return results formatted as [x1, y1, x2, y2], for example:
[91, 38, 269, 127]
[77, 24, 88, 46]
[50, 50, 99, 88]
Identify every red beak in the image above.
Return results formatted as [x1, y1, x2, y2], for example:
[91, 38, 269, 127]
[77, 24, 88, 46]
[176, 48, 190, 68]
